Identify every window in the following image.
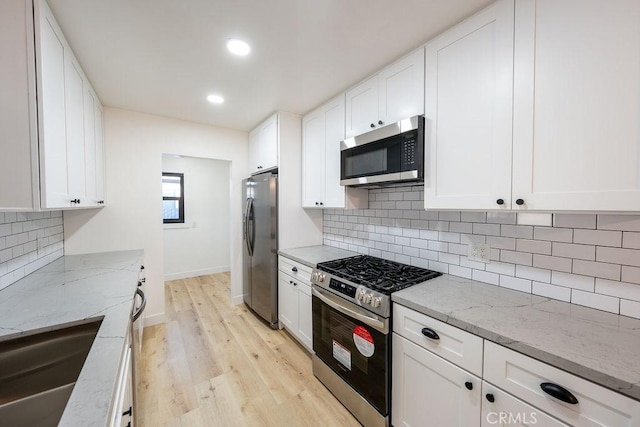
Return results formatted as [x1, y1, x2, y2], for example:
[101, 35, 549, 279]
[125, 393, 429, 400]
[162, 172, 184, 223]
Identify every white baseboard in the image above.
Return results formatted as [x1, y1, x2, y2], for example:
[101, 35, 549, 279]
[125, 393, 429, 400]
[164, 265, 230, 281]
[231, 294, 245, 306]
[143, 312, 165, 328]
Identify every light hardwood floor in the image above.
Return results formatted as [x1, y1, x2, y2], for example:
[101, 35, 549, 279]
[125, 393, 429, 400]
[138, 273, 361, 427]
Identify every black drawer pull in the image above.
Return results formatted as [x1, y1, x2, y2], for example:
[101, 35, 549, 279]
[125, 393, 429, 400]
[485, 393, 495, 403]
[122, 406, 132, 416]
[421, 327, 439, 340]
[465, 381, 473, 390]
[540, 382, 579, 404]
[292, 266, 298, 272]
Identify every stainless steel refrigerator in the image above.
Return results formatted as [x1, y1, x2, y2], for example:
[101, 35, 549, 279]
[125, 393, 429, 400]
[242, 171, 278, 328]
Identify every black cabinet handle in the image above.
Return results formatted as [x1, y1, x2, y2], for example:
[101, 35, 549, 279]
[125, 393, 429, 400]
[540, 382, 579, 404]
[465, 381, 473, 390]
[71, 198, 80, 204]
[319, 202, 323, 206]
[289, 280, 293, 284]
[122, 406, 132, 416]
[141, 265, 145, 270]
[516, 198, 525, 205]
[138, 281, 143, 287]
[421, 327, 439, 340]
[485, 393, 495, 403]
[315, 202, 319, 205]
[292, 266, 298, 272]
[370, 123, 375, 128]
[496, 199, 504, 205]
[378, 120, 383, 125]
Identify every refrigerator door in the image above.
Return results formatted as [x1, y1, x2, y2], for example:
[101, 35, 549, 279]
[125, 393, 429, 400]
[242, 179, 253, 306]
[249, 172, 278, 327]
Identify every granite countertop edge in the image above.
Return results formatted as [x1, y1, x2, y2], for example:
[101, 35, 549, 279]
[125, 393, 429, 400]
[0, 250, 144, 426]
[278, 245, 360, 268]
[392, 276, 640, 402]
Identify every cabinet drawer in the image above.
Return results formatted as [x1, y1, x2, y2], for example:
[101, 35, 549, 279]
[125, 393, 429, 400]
[278, 256, 312, 284]
[393, 304, 483, 376]
[481, 381, 569, 427]
[484, 341, 640, 426]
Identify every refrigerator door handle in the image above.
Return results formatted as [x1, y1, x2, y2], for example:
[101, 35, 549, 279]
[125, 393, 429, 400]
[245, 198, 254, 256]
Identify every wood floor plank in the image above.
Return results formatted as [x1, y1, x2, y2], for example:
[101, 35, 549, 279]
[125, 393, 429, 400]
[138, 273, 360, 427]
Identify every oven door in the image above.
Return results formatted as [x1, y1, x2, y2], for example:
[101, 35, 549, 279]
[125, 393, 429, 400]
[312, 286, 390, 415]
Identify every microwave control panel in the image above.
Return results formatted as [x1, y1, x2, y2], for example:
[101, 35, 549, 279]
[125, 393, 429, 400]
[402, 137, 417, 170]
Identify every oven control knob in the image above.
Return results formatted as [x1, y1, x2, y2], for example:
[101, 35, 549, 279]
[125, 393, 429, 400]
[364, 293, 373, 304]
[319, 274, 326, 283]
[311, 272, 318, 282]
[356, 290, 365, 302]
[372, 297, 382, 308]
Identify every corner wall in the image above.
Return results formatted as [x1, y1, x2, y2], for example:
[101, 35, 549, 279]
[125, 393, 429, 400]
[63, 108, 248, 325]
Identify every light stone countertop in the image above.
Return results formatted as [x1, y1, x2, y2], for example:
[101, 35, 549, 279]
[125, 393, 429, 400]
[392, 274, 640, 401]
[278, 245, 360, 268]
[0, 250, 144, 426]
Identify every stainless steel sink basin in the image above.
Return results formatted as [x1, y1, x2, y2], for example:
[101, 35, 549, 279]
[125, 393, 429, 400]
[0, 318, 103, 426]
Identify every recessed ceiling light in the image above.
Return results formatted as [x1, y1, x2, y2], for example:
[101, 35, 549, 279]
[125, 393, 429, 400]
[226, 39, 251, 56]
[207, 94, 224, 104]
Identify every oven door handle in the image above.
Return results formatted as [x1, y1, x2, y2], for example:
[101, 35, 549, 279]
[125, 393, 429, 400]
[312, 287, 388, 334]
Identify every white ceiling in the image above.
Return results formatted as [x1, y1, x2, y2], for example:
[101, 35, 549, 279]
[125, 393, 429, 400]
[48, 0, 494, 132]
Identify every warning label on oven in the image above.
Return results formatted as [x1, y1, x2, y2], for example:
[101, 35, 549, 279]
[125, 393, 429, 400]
[353, 326, 375, 357]
[332, 340, 351, 370]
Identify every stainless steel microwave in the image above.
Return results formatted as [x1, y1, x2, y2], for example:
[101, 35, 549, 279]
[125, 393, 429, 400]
[340, 115, 424, 186]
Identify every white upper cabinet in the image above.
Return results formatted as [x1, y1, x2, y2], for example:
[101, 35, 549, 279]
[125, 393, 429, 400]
[302, 95, 367, 209]
[249, 113, 278, 174]
[346, 49, 424, 138]
[512, 0, 640, 211]
[424, 0, 515, 211]
[425, 0, 640, 212]
[0, 0, 105, 211]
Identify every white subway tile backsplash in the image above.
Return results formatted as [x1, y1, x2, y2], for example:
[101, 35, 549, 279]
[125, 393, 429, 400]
[517, 213, 553, 226]
[532, 282, 571, 302]
[596, 246, 640, 267]
[552, 242, 595, 261]
[515, 239, 551, 254]
[516, 265, 551, 283]
[0, 211, 64, 291]
[323, 187, 640, 317]
[620, 299, 640, 320]
[597, 215, 640, 232]
[573, 229, 622, 247]
[623, 232, 640, 249]
[533, 254, 572, 273]
[573, 259, 620, 280]
[553, 214, 596, 229]
[500, 275, 531, 293]
[571, 290, 619, 314]
[622, 266, 640, 285]
[551, 271, 595, 292]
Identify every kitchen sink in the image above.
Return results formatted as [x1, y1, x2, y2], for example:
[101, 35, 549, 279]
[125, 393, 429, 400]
[0, 318, 103, 426]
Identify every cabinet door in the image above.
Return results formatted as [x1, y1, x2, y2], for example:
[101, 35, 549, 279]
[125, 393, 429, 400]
[424, 0, 514, 210]
[302, 107, 325, 207]
[0, 0, 38, 211]
[38, 2, 70, 208]
[248, 127, 260, 174]
[259, 114, 278, 171]
[278, 274, 297, 332]
[378, 48, 425, 126]
[512, 0, 640, 211]
[65, 54, 86, 204]
[392, 333, 481, 427]
[481, 382, 569, 427]
[322, 96, 346, 208]
[84, 88, 97, 204]
[94, 101, 105, 204]
[345, 75, 378, 138]
[296, 283, 313, 352]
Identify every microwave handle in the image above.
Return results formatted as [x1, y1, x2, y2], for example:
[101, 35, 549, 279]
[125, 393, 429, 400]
[312, 286, 388, 333]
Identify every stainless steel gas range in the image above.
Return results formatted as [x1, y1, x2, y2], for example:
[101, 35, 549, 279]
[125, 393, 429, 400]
[310, 255, 441, 427]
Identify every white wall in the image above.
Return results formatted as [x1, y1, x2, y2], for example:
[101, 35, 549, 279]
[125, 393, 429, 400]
[162, 155, 231, 280]
[63, 108, 248, 325]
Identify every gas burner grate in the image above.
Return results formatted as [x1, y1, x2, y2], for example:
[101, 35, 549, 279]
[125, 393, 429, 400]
[317, 255, 441, 294]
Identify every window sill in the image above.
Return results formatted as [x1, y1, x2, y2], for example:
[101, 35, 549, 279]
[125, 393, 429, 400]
[163, 223, 191, 230]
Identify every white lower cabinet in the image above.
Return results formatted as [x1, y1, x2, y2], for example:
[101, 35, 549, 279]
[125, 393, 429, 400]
[277, 256, 313, 352]
[392, 333, 481, 427]
[111, 331, 133, 427]
[392, 304, 640, 427]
